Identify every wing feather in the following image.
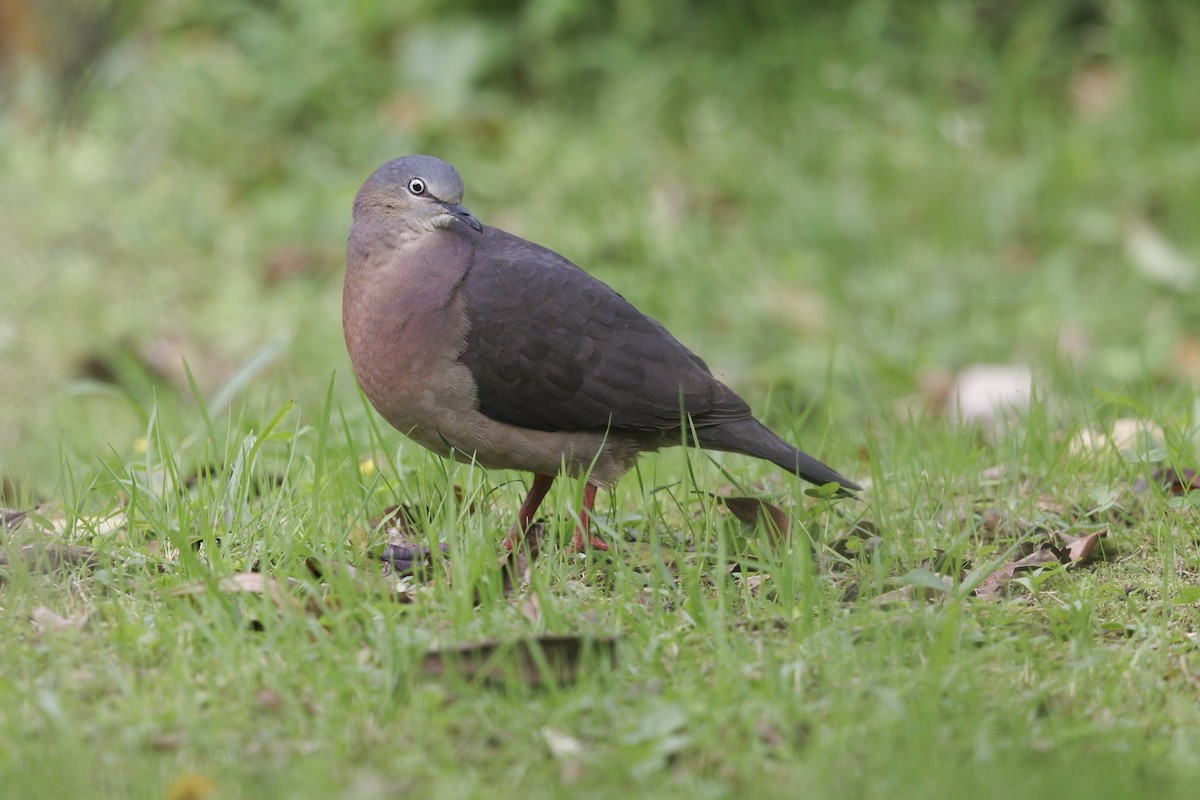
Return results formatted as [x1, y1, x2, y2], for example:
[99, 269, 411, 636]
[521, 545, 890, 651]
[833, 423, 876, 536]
[457, 227, 751, 434]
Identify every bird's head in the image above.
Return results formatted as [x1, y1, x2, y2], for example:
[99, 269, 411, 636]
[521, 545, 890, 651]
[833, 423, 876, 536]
[353, 155, 482, 235]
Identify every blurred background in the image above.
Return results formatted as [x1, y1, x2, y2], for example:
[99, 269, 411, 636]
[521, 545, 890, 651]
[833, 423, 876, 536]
[1, 0, 1198, 495]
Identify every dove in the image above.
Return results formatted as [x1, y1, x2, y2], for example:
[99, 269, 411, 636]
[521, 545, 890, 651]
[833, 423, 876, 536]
[343, 156, 859, 551]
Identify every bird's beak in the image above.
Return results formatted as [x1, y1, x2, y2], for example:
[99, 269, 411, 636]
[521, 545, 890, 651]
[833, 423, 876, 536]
[439, 200, 483, 232]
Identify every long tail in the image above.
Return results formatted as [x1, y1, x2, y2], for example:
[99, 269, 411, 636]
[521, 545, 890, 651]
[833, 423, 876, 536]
[694, 418, 861, 494]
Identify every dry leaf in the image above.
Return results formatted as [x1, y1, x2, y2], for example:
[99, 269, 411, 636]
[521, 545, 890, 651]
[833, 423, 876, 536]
[170, 572, 305, 615]
[898, 367, 956, 417]
[519, 590, 542, 624]
[873, 585, 930, 607]
[1171, 335, 1200, 381]
[1054, 529, 1106, 566]
[1065, 532, 1101, 564]
[972, 562, 1018, 601]
[756, 719, 786, 748]
[542, 726, 584, 758]
[739, 574, 770, 595]
[1071, 418, 1163, 456]
[541, 726, 586, 783]
[715, 495, 789, 545]
[974, 526, 1110, 600]
[30, 605, 88, 632]
[759, 281, 829, 335]
[148, 731, 188, 752]
[976, 545, 1067, 598]
[979, 465, 1009, 481]
[166, 773, 215, 800]
[500, 522, 543, 597]
[1012, 544, 1067, 571]
[421, 634, 617, 687]
[948, 364, 1032, 427]
[138, 334, 197, 392]
[1070, 61, 1126, 118]
[262, 244, 326, 286]
[255, 688, 283, 713]
[1126, 219, 1198, 291]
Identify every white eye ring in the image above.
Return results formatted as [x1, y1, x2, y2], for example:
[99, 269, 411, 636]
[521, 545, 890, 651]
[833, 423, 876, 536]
[408, 178, 426, 195]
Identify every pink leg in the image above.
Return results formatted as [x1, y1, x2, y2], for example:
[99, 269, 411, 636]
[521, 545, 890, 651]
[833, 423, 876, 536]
[568, 482, 609, 552]
[503, 474, 555, 551]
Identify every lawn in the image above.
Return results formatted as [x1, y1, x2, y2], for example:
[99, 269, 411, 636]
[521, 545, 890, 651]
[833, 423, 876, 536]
[3, 2, 1200, 797]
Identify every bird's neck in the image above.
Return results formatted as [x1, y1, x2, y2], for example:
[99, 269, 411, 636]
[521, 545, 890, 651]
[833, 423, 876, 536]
[342, 230, 471, 363]
[342, 231, 473, 426]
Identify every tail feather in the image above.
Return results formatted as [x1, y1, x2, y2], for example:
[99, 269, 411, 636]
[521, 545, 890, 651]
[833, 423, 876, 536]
[694, 418, 861, 494]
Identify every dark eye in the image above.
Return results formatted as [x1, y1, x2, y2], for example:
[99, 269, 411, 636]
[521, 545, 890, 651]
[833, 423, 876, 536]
[408, 178, 426, 195]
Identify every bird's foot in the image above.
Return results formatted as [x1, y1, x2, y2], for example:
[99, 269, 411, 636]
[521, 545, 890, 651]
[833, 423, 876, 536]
[567, 531, 609, 552]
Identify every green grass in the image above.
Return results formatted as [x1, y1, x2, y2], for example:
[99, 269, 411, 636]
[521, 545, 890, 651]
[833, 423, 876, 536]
[3, 2, 1200, 798]
[6, 389, 1200, 799]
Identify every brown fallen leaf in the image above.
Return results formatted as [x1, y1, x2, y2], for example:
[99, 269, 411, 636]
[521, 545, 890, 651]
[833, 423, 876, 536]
[972, 562, 1018, 601]
[147, 731, 188, 752]
[75, 336, 217, 397]
[873, 585, 942, 607]
[1070, 60, 1126, 119]
[756, 719, 786, 748]
[1126, 218, 1198, 291]
[978, 465, 1009, 481]
[519, 589, 542, 624]
[166, 772, 215, 800]
[542, 725, 585, 758]
[262, 243, 327, 286]
[541, 726, 586, 783]
[1171, 334, 1200, 382]
[739, 573, 770, 595]
[500, 522, 543, 597]
[421, 633, 617, 687]
[1071, 418, 1163, 457]
[1065, 532, 1101, 564]
[254, 688, 283, 713]
[170, 572, 306, 615]
[973, 537, 1086, 600]
[948, 363, 1033, 428]
[1053, 529, 1107, 566]
[714, 495, 789, 545]
[30, 605, 88, 633]
[1013, 543, 1067, 571]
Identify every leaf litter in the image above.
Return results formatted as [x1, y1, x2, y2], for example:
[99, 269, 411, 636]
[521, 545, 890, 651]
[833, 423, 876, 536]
[0, 445, 1164, 688]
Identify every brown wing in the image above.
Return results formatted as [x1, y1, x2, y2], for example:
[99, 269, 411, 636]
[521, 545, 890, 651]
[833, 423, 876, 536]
[457, 227, 751, 434]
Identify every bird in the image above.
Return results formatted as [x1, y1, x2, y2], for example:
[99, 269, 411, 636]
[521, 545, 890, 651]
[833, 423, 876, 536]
[343, 155, 860, 552]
